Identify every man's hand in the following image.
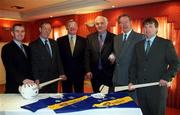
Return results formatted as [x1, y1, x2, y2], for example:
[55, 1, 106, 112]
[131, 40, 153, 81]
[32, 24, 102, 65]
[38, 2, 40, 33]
[159, 79, 169, 87]
[59, 75, 67, 80]
[108, 53, 116, 64]
[23, 79, 34, 84]
[35, 80, 40, 89]
[85, 72, 93, 80]
[128, 83, 135, 91]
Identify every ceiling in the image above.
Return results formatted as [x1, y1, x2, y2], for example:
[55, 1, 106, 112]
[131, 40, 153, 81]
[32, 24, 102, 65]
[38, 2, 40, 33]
[0, 0, 168, 21]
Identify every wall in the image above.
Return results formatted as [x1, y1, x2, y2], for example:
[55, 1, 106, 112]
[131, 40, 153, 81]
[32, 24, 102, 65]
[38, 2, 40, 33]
[0, 1, 179, 42]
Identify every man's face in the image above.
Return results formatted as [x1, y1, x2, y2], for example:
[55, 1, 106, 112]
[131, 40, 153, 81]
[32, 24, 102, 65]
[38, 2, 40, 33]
[39, 23, 52, 38]
[95, 18, 107, 33]
[67, 21, 78, 35]
[143, 23, 158, 38]
[11, 26, 25, 42]
[119, 16, 132, 33]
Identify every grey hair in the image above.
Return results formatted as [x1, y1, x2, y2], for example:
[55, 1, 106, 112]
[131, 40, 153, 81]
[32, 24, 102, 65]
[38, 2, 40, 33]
[95, 16, 108, 25]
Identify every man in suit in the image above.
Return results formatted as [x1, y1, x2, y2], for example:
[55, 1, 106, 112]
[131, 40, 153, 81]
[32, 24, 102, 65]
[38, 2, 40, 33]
[85, 16, 115, 93]
[128, 17, 179, 115]
[29, 22, 66, 93]
[57, 20, 86, 93]
[110, 14, 143, 102]
[1, 24, 34, 93]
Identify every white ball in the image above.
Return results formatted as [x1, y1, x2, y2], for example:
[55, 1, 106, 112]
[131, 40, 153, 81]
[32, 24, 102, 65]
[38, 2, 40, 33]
[19, 84, 39, 99]
[109, 54, 115, 60]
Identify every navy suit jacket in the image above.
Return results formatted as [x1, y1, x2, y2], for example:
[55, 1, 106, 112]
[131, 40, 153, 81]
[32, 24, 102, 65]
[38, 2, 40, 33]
[1, 41, 32, 93]
[85, 31, 115, 78]
[57, 35, 86, 80]
[29, 38, 64, 83]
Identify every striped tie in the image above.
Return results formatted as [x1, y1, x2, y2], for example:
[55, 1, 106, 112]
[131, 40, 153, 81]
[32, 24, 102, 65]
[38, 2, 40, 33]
[20, 45, 27, 57]
[44, 40, 51, 57]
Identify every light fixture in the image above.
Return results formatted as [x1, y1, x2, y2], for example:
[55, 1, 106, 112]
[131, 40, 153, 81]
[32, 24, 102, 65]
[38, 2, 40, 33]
[85, 22, 95, 27]
[11, 5, 24, 10]
[112, 5, 115, 8]
[2, 27, 10, 31]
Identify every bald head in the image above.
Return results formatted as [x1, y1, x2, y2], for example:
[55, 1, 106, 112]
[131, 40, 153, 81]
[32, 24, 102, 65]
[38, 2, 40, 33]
[95, 16, 108, 33]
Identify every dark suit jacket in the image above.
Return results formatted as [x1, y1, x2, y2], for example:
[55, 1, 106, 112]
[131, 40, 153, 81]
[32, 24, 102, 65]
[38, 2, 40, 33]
[57, 35, 86, 80]
[29, 38, 64, 83]
[85, 31, 115, 79]
[113, 30, 143, 85]
[129, 36, 179, 115]
[1, 41, 32, 93]
[129, 36, 179, 84]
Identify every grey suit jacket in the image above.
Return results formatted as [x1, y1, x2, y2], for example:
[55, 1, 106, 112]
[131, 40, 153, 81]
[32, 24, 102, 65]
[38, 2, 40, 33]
[29, 38, 64, 83]
[113, 30, 143, 86]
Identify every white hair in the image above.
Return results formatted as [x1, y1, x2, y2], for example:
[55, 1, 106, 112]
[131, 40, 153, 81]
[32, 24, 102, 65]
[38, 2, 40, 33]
[95, 16, 108, 25]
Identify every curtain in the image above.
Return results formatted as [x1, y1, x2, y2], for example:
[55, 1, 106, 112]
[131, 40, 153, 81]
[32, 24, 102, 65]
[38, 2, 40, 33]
[154, 17, 180, 108]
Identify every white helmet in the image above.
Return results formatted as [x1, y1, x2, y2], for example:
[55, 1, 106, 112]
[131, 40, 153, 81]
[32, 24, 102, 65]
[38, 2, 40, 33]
[19, 84, 39, 99]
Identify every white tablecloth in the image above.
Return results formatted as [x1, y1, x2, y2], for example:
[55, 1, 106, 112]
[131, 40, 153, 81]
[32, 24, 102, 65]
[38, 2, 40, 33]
[0, 94, 143, 115]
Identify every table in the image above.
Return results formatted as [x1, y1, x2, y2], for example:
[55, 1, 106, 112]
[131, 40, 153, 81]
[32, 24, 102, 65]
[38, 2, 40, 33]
[0, 93, 143, 115]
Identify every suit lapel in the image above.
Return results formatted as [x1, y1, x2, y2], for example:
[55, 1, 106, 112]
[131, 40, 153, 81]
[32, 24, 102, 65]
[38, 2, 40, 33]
[124, 30, 137, 49]
[49, 40, 55, 58]
[101, 32, 113, 55]
[114, 35, 122, 60]
[118, 31, 135, 59]
[11, 41, 27, 58]
[38, 39, 52, 59]
[140, 40, 146, 57]
[101, 33, 108, 53]
[146, 37, 159, 57]
[73, 36, 79, 56]
[93, 33, 100, 53]
[64, 36, 73, 56]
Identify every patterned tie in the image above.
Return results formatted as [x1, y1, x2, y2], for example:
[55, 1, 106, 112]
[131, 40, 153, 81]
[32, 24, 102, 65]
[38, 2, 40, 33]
[98, 34, 103, 70]
[44, 40, 51, 57]
[99, 34, 103, 51]
[145, 40, 151, 55]
[20, 45, 27, 57]
[122, 34, 127, 47]
[123, 33, 127, 41]
[69, 36, 75, 55]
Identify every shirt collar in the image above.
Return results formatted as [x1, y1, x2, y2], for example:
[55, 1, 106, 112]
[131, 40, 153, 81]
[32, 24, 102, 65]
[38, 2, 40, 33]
[146, 35, 156, 43]
[13, 39, 22, 48]
[98, 31, 107, 40]
[68, 34, 76, 39]
[40, 36, 49, 44]
[123, 29, 132, 38]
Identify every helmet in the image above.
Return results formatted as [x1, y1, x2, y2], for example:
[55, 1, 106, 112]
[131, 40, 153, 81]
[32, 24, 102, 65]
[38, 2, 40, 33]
[19, 84, 39, 99]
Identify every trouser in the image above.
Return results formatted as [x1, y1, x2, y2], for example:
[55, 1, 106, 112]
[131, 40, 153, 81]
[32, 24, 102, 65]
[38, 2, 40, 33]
[137, 86, 167, 115]
[62, 78, 84, 93]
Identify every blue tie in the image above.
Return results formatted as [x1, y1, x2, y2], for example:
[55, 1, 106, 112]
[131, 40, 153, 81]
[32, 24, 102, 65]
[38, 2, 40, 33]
[45, 40, 51, 57]
[146, 40, 151, 55]
[123, 34, 127, 41]
[122, 34, 127, 47]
